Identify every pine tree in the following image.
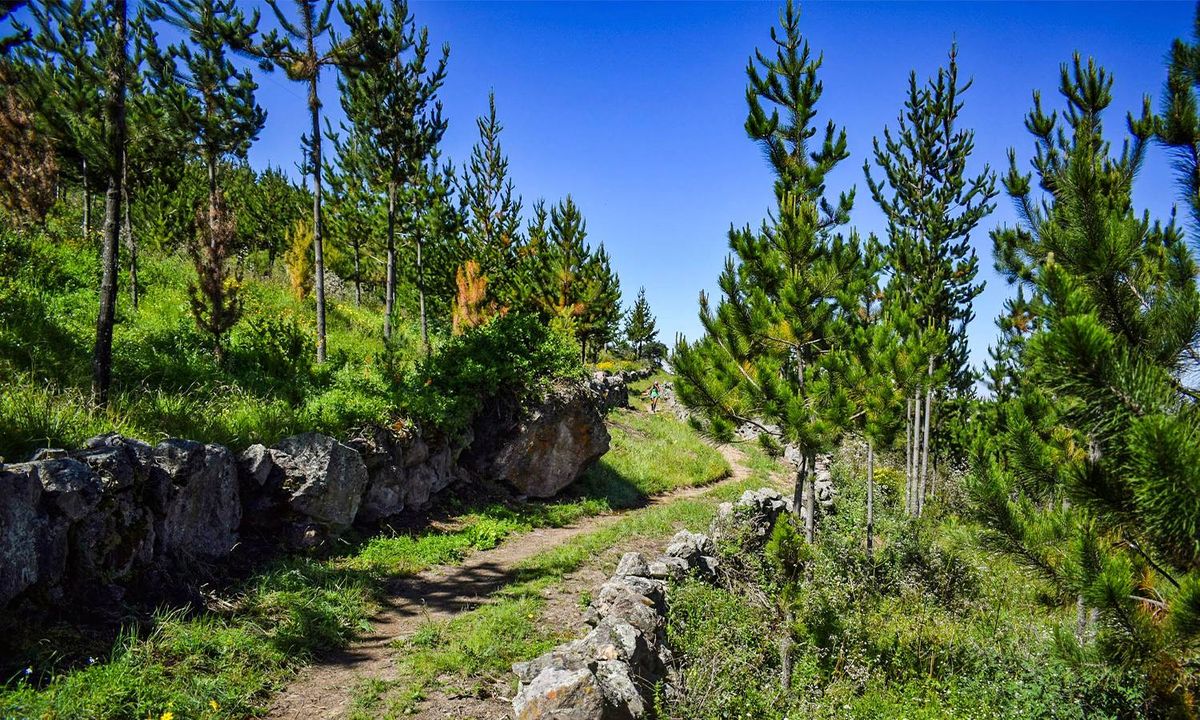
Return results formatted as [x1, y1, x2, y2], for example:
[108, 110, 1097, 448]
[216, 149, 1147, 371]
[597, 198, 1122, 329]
[146, 0, 267, 226]
[528, 194, 594, 345]
[338, 0, 448, 349]
[261, 0, 347, 363]
[460, 90, 523, 306]
[864, 44, 996, 515]
[188, 188, 241, 362]
[325, 128, 380, 306]
[579, 243, 622, 362]
[624, 286, 658, 359]
[672, 0, 863, 543]
[21, 0, 129, 404]
[974, 53, 1200, 712]
[20, 0, 105, 242]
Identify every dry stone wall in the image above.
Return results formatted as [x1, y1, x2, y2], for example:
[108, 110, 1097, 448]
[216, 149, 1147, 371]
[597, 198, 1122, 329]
[0, 375, 638, 614]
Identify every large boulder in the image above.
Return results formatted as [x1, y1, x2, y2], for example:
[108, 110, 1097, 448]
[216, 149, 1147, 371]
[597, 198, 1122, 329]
[151, 439, 240, 560]
[241, 433, 368, 534]
[492, 383, 610, 498]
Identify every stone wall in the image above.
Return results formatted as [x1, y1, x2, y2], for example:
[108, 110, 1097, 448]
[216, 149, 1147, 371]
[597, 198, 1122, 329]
[511, 486, 791, 719]
[0, 374, 632, 614]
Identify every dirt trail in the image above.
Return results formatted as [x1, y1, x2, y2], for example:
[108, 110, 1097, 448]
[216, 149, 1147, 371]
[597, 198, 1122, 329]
[267, 442, 758, 720]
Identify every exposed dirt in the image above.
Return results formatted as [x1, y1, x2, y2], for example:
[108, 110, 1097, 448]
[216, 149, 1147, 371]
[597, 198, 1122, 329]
[267, 441, 760, 720]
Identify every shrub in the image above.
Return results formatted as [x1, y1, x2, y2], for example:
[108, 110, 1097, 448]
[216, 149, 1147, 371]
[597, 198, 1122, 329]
[401, 313, 582, 436]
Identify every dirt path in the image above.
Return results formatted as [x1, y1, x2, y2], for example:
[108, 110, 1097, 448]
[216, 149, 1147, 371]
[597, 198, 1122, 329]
[267, 443, 758, 720]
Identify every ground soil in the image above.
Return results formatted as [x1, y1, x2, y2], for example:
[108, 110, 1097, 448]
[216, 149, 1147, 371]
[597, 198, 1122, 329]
[267, 441, 763, 720]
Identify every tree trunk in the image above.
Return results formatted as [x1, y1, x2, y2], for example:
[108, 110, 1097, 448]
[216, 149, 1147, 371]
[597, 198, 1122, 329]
[920, 366, 933, 516]
[384, 179, 396, 341]
[906, 397, 915, 516]
[82, 158, 90, 242]
[780, 607, 794, 693]
[866, 437, 875, 559]
[791, 453, 805, 519]
[91, 0, 126, 406]
[804, 451, 815, 543]
[353, 240, 362, 307]
[310, 72, 327, 364]
[418, 232, 429, 356]
[122, 151, 137, 310]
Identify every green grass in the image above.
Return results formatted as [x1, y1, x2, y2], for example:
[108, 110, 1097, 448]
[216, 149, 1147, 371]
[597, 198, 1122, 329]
[0, 398, 735, 719]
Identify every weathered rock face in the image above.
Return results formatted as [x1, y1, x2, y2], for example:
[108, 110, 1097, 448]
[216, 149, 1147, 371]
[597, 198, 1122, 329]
[0, 467, 42, 607]
[347, 427, 465, 523]
[239, 432, 367, 536]
[0, 434, 240, 610]
[492, 383, 611, 498]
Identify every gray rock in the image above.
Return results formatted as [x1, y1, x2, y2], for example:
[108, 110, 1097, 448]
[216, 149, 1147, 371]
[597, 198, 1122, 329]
[272, 432, 368, 532]
[513, 667, 605, 720]
[153, 440, 240, 560]
[613, 552, 650, 579]
[593, 578, 664, 639]
[493, 383, 611, 498]
[646, 556, 688, 581]
[0, 466, 42, 606]
[33, 458, 102, 521]
[238, 444, 274, 487]
[349, 428, 410, 523]
[664, 530, 714, 567]
[594, 660, 646, 718]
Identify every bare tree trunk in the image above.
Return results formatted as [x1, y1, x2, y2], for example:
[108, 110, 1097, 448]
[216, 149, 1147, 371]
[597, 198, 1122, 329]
[920, 363, 933, 515]
[82, 158, 90, 242]
[353, 240, 361, 307]
[866, 437, 875, 558]
[122, 151, 137, 310]
[907, 396, 917, 516]
[418, 232, 428, 356]
[91, 0, 127, 406]
[803, 451, 815, 543]
[780, 608, 794, 693]
[792, 454, 805, 518]
[309, 71, 327, 364]
[384, 180, 396, 341]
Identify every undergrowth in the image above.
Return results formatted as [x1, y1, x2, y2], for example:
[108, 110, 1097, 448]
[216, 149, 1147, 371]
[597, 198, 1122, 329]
[661, 444, 1149, 720]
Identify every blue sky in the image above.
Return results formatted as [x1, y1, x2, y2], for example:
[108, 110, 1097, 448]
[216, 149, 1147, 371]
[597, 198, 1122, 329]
[242, 1, 1191, 375]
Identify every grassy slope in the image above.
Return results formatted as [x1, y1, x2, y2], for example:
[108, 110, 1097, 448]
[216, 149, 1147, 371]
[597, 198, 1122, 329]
[663, 451, 1143, 720]
[0, 405, 729, 720]
[0, 227, 414, 461]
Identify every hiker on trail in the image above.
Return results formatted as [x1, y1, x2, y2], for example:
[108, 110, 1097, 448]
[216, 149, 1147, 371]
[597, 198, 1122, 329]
[647, 381, 661, 413]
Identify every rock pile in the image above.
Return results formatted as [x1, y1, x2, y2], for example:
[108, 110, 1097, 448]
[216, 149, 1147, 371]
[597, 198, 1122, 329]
[511, 486, 791, 720]
[512, 530, 717, 720]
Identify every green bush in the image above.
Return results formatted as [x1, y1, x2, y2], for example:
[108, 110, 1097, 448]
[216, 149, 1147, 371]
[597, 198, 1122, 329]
[401, 314, 582, 436]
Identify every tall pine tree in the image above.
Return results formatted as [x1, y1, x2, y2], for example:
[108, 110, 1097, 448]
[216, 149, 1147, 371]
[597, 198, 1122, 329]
[624, 286, 658, 360]
[338, 0, 447, 349]
[973, 53, 1200, 713]
[672, 0, 866, 542]
[864, 44, 996, 515]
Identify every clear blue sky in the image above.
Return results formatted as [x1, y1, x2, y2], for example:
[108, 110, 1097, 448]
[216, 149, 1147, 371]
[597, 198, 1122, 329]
[241, 1, 1191, 376]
